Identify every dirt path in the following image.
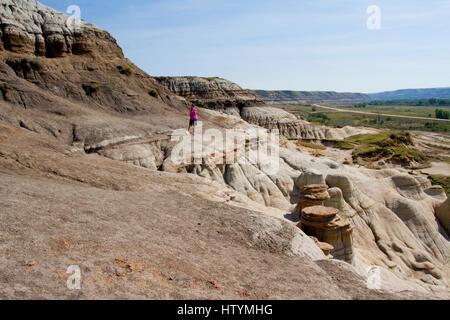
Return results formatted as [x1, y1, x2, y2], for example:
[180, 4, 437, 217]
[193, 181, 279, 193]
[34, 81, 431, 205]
[314, 104, 450, 122]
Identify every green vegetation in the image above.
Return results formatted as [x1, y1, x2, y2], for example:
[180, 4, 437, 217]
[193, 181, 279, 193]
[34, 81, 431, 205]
[428, 175, 450, 195]
[435, 109, 450, 119]
[82, 83, 100, 96]
[297, 141, 326, 150]
[329, 140, 355, 150]
[117, 65, 133, 76]
[307, 112, 330, 125]
[274, 104, 450, 133]
[337, 131, 427, 166]
[368, 98, 450, 107]
[149, 88, 159, 98]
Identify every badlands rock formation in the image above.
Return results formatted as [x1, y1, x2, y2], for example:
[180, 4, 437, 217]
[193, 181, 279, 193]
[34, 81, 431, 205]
[156, 76, 370, 141]
[155, 76, 264, 116]
[0, 0, 122, 58]
[293, 184, 330, 216]
[0, 0, 449, 299]
[299, 206, 354, 263]
[437, 198, 449, 235]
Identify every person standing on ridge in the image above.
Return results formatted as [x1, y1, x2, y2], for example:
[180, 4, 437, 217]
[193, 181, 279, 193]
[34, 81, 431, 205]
[188, 103, 198, 133]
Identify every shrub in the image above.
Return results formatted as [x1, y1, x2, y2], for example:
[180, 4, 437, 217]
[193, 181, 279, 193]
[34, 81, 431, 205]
[117, 65, 133, 76]
[82, 83, 100, 96]
[149, 88, 159, 98]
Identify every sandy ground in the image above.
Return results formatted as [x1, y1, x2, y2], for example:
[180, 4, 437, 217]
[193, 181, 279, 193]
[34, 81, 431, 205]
[421, 162, 450, 176]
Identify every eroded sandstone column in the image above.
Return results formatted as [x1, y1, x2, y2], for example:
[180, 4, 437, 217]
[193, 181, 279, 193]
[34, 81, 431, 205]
[298, 205, 354, 263]
[293, 184, 330, 216]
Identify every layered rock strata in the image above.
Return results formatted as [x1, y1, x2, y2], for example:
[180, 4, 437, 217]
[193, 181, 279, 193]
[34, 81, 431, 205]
[293, 184, 330, 216]
[155, 76, 367, 140]
[155, 76, 264, 116]
[298, 206, 354, 263]
[0, 0, 123, 58]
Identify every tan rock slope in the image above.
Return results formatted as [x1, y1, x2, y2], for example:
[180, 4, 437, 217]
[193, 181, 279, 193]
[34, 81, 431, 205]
[0, 0, 448, 299]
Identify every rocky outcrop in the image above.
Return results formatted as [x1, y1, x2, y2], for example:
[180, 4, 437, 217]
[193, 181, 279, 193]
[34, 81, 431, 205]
[294, 184, 330, 216]
[240, 106, 334, 139]
[298, 206, 354, 263]
[0, 0, 123, 58]
[436, 198, 449, 235]
[0, 0, 449, 299]
[155, 76, 362, 140]
[424, 186, 447, 201]
[296, 168, 325, 189]
[155, 76, 264, 116]
[310, 236, 334, 258]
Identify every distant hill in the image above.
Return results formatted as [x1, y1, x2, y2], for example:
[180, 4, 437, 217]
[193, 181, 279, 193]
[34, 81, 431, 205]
[368, 87, 450, 101]
[253, 90, 371, 105]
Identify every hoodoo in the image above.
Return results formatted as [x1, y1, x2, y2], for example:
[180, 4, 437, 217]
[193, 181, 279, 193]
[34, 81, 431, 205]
[294, 184, 331, 216]
[298, 206, 354, 263]
[0, 0, 448, 300]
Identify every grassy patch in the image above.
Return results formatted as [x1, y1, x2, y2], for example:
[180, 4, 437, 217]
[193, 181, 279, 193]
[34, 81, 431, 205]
[274, 104, 450, 133]
[329, 140, 354, 150]
[117, 65, 133, 76]
[82, 83, 100, 96]
[297, 141, 326, 150]
[149, 88, 159, 98]
[342, 131, 428, 166]
[428, 175, 450, 195]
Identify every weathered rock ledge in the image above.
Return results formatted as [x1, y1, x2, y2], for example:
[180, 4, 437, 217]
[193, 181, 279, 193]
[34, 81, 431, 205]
[0, 0, 123, 58]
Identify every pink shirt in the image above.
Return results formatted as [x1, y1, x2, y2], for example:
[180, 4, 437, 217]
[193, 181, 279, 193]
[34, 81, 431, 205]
[190, 108, 198, 120]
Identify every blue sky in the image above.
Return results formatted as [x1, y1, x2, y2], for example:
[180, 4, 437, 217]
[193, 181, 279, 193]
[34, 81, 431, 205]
[39, 0, 450, 93]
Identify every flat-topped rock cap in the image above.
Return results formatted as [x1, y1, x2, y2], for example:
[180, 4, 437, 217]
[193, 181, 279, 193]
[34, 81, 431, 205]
[301, 184, 328, 194]
[301, 206, 339, 221]
[310, 236, 334, 251]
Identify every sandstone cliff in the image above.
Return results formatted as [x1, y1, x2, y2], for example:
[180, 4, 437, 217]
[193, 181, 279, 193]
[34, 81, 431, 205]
[0, 0, 122, 58]
[155, 76, 264, 116]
